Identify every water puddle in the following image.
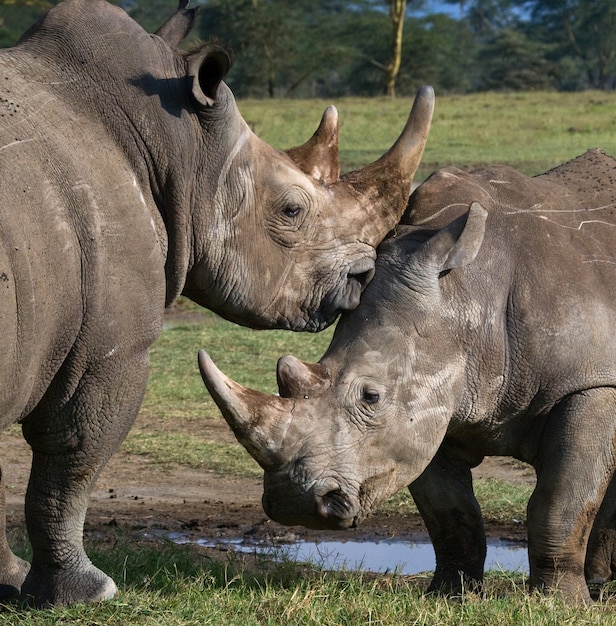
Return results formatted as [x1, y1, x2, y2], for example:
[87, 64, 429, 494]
[169, 534, 529, 575]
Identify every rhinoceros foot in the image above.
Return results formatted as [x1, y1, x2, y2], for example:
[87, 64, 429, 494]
[0, 554, 30, 599]
[426, 569, 483, 598]
[20, 563, 117, 608]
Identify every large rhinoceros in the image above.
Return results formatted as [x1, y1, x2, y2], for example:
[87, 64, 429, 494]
[0, 0, 434, 607]
[199, 148, 616, 604]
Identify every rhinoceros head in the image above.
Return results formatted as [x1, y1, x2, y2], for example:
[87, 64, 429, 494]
[197, 203, 488, 529]
[179, 55, 435, 330]
[18, 1, 433, 333]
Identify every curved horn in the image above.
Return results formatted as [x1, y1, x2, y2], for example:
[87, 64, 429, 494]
[285, 106, 340, 184]
[342, 85, 435, 236]
[198, 350, 291, 469]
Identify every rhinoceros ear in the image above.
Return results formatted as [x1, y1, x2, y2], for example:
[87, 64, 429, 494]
[441, 202, 488, 271]
[404, 202, 487, 283]
[277, 355, 331, 399]
[285, 107, 340, 184]
[155, 0, 199, 48]
[187, 42, 232, 107]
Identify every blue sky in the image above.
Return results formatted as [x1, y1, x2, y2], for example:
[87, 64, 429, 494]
[421, 1, 462, 18]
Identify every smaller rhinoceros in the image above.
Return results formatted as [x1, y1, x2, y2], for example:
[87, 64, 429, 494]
[199, 149, 616, 604]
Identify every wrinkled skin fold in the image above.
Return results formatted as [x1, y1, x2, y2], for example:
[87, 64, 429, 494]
[200, 148, 616, 604]
[0, 0, 434, 607]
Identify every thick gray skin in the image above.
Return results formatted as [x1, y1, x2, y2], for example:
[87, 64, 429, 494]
[0, 0, 433, 607]
[199, 148, 616, 604]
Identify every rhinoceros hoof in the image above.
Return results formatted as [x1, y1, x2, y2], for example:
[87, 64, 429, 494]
[0, 555, 31, 600]
[427, 571, 483, 597]
[20, 563, 117, 608]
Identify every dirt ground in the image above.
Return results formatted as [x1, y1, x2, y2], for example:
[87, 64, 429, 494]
[0, 418, 534, 551]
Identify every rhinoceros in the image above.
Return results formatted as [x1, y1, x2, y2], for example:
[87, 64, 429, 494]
[199, 148, 616, 604]
[0, 0, 434, 607]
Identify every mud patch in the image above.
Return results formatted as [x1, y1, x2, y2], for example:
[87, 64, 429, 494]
[1, 423, 533, 550]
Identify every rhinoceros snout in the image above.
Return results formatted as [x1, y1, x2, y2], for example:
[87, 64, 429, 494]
[348, 261, 376, 296]
[262, 478, 360, 530]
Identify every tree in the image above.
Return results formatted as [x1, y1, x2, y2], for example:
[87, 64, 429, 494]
[384, 0, 406, 97]
[401, 13, 478, 94]
[199, 0, 365, 98]
[0, 0, 57, 47]
[198, 0, 307, 97]
[0, 0, 51, 5]
[522, 0, 616, 89]
[477, 27, 555, 90]
[366, 1, 428, 98]
[120, 0, 194, 39]
[0, 0, 125, 47]
[465, 0, 521, 34]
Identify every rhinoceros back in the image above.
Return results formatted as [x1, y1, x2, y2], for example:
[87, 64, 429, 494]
[0, 48, 166, 427]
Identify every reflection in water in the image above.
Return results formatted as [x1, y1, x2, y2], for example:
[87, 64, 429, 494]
[171, 534, 529, 575]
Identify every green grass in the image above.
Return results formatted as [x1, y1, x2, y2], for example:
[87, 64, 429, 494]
[3, 538, 616, 625]
[145, 308, 334, 408]
[122, 430, 262, 478]
[239, 90, 616, 177]
[377, 478, 533, 527]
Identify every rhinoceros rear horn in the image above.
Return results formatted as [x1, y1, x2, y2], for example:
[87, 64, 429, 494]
[198, 350, 290, 469]
[286, 106, 340, 185]
[343, 86, 435, 235]
[277, 355, 330, 398]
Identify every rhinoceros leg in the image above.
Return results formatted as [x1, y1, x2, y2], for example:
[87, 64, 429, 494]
[409, 447, 486, 595]
[585, 474, 616, 584]
[19, 353, 149, 607]
[527, 388, 616, 605]
[0, 464, 30, 598]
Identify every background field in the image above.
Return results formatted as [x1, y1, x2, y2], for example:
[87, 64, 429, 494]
[136, 88, 616, 473]
[240, 90, 616, 176]
[6, 91, 616, 624]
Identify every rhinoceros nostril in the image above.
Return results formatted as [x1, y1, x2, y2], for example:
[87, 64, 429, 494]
[319, 258, 375, 319]
[349, 257, 376, 286]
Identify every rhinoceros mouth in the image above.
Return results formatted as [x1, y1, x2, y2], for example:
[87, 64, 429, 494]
[319, 257, 375, 320]
[262, 480, 362, 530]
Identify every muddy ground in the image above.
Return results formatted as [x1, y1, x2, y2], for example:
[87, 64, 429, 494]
[0, 418, 534, 553]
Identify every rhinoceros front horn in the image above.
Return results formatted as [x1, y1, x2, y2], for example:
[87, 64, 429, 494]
[343, 85, 435, 236]
[198, 350, 291, 469]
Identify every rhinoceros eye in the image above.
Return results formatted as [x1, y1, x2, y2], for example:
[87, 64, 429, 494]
[362, 389, 380, 405]
[283, 204, 302, 218]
